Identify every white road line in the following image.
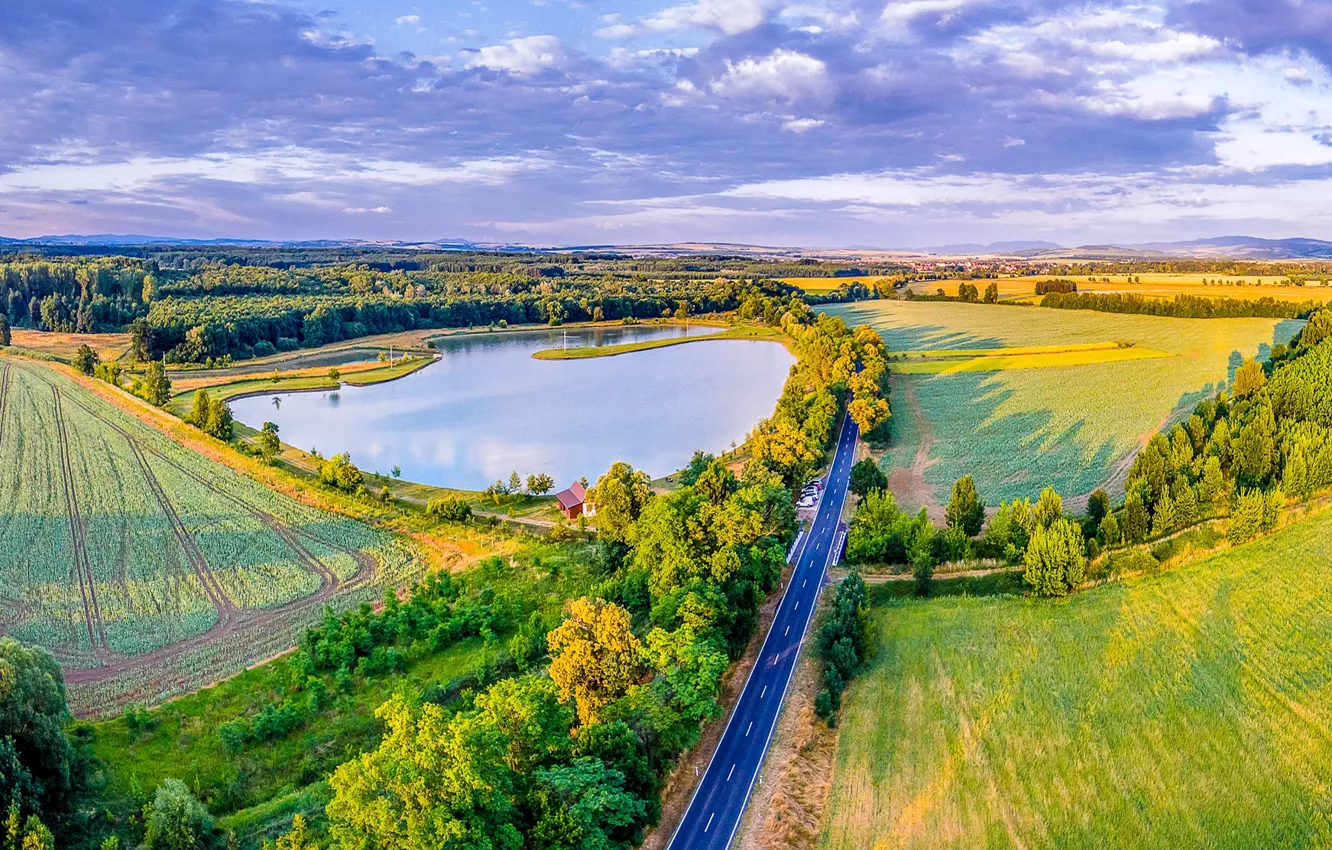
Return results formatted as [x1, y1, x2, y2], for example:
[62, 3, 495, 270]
[794, 600, 799, 612]
[761, 685, 767, 699]
[705, 813, 715, 833]
[802, 579, 807, 588]
[745, 722, 753, 736]
[727, 764, 735, 781]
[784, 626, 789, 636]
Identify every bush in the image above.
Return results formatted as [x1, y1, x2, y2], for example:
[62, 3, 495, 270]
[142, 779, 213, 850]
[426, 496, 473, 522]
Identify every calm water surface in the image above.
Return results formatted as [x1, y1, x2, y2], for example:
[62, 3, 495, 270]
[230, 326, 794, 490]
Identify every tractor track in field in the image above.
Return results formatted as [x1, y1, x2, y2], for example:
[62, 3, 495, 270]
[0, 362, 11, 445]
[50, 387, 109, 654]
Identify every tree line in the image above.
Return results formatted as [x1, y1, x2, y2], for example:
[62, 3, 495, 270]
[1041, 291, 1322, 319]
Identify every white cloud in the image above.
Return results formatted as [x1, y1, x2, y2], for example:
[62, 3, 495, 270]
[395, 15, 421, 26]
[342, 206, 392, 214]
[711, 49, 831, 103]
[781, 117, 825, 133]
[463, 35, 566, 75]
[599, 0, 777, 38]
[881, 0, 979, 34]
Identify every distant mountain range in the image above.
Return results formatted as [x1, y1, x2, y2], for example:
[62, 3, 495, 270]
[2, 234, 1331, 260]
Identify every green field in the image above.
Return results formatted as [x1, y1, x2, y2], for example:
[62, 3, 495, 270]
[821, 507, 1332, 850]
[0, 357, 422, 716]
[825, 301, 1302, 508]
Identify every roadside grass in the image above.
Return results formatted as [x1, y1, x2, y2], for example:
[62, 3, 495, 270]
[530, 322, 785, 360]
[826, 300, 1301, 506]
[820, 507, 1332, 850]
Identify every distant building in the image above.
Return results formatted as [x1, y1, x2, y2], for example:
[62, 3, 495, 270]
[555, 481, 588, 520]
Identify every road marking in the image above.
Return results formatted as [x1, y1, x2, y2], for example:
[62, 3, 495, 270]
[794, 600, 799, 612]
[705, 813, 715, 833]
[784, 626, 789, 636]
[802, 579, 807, 588]
[746, 722, 753, 736]
[727, 764, 735, 781]
[761, 685, 767, 699]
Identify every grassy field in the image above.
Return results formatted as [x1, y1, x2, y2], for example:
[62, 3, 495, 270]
[824, 301, 1301, 509]
[889, 342, 1172, 374]
[0, 355, 423, 716]
[167, 355, 434, 415]
[9, 329, 132, 361]
[821, 507, 1332, 850]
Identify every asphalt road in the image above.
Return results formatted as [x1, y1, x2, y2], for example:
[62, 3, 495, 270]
[666, 411, 859, 850]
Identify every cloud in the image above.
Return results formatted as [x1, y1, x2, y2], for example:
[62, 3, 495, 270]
[462, 35, 567, 75]
[782, 117, 826, 133]
[599, 0, 778, 38]
[711, 50, 831, 103]
[343, 206, 392, 214]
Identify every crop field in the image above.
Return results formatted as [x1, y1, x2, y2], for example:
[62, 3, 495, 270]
[8, 329, 133, 361]
[821, 507, 1332, 850]
[908, 273, 1332, 303]
[0, 357, 421, 715]
[824, 301, 1302, 509]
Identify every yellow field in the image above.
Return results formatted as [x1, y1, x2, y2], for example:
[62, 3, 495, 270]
[890, 342, 1172, 374]
[908, 273, 1332, 303]
[782, 276, 887, 294]
[9, 329, 132, 361]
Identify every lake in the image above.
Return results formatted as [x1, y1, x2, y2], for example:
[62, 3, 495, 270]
[229, 325, 794, 491]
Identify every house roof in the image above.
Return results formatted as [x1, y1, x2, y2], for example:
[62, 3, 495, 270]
[555, 481, 586, 510]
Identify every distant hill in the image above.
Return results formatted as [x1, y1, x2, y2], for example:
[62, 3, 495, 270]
[1, 233, 1329, 260]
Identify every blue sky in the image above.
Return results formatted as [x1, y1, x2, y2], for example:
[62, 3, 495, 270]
[1, 0, 1330, 247]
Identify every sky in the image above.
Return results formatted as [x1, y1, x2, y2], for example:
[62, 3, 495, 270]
[1, 0, 1330, 247]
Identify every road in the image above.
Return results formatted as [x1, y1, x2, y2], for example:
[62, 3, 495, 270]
[666, 411, 859, 850]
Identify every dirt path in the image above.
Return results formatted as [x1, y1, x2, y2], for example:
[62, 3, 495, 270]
[0, 362, 10, 445]
[886, 374, 942, 515]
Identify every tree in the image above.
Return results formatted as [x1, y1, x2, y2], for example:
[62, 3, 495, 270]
[326, 696, 522, 850]
[1232, 358, 1267, 397]
[693, 459, 738, 505]
[72, 344, 99, 376]
[327, 367, 340, 382]
[945, 475, 985, 536]
[129, 318, 152, 362]
[1122, 489, 1149, 543]
[1087, 489, 1110, 526]
[392, 465, 402, 479]
[1151, 491, 1176, 536]
[0, 314, 9, 347]
[0, 639, 75, 821]
[588, 463, 652, 545]
[258, 422, 281, 463]
[319, 453, 364, 492]
[848, 459, 887, 499]
[1200, 456, 1225, 503]
[1098, 513, 1120, 545]
[142, 779, 213, 850]
[529, 757, 645, 850]
[984, 282, 999, 304]
[1023, 518, 1086, 596]
[186, 390, 233, 441]
[264, 815, 318, 850]
[547, 598, 643, 726]
[1033, 486, 1063, 529]
[509, 471, 523, 495]
[527, 473, 555, 495]
[136, 360, 172, 407]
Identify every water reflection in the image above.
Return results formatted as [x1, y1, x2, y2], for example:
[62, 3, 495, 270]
[230, 325, 793, 489]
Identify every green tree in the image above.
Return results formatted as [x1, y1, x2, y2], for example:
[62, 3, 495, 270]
[1234, 404, 1276, 484]
[1151, 491, 1176, 536]
[1232, 358, 1267, 397]
[129, 318, 152, 362]
[326, 696, 522, 850]
[1098, 513, 1120, 545]
[1199, 456, 1226, 504]
[72, 344, 99, 376]
[0, 314, 9, 347]
[547, 598, 643, 726]
[984, 282, 999, 303]
[1175, 483, 1199, 527]
[327, 367, 340, 382]
[693, 460, 738, 505]
[1086, 489, 1110, 526]
[945, 475, 985, 536]
[142, 779, 213, 850]
[0, 639, 76, 820]
[1023, 518, 1086, 596]
[848, 459, 887, 499]
[529, 757, 645, 850]
[319, 453, 364, 493]
[509, 471, 523, 494]
[588, 463, 653, 544]
[1122, 489, 1149, 543]
[258, 422, 281, 463]
[137, 360, 172, 407]
[527, 473, 555, 495]
[263, 815, 318, 850]
[1033, 486, 1063, 529]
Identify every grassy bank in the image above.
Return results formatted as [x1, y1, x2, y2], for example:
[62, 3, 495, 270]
[530, 323, 786, 360]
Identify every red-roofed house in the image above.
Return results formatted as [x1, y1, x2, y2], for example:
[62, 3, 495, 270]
[555, 481, 587, 520]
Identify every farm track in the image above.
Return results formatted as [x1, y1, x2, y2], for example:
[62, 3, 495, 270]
[51, 386, 109, 654]
[0, 362, 10, 445]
